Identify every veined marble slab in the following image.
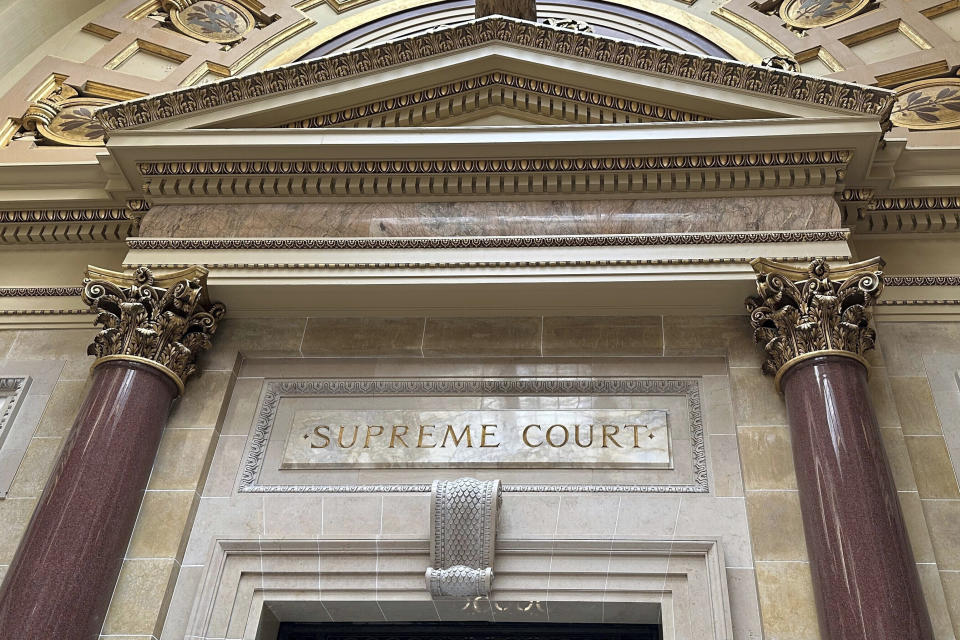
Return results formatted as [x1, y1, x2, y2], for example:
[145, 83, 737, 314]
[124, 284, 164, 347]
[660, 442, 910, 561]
[281, 408, 670, 469]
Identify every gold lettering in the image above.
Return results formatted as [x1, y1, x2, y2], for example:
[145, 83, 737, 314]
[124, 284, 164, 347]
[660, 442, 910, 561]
[390, 425, 409, 448]
[625, 424, 646, 448]
[310, 424, 331, 448]
[522, 424, 542, 447]
[337, 425, 359, 448]
[602, 424, 623, 448]
[441, 424, 473, 447]
[364, 425, 384, 448]
[574, 424, 594, 448]
[480, 424, 500, 448]
[417, 425, 436, 448]
[546, 424, 569, 447]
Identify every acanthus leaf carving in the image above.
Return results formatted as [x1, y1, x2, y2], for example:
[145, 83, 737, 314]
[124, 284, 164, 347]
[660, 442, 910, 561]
[745, 257, 884, 389]
[82, 265, 225, 392]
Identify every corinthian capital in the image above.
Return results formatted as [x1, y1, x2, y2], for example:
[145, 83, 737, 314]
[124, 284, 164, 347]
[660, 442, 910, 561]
[82, 266, 225, 394]
[745, 257, 884, 390]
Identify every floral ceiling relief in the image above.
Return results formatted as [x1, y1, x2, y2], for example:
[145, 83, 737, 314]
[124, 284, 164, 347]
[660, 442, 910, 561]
[778, 0, 870, 29]
[163, 0, 255, 44]
[891, 77, 960, 130]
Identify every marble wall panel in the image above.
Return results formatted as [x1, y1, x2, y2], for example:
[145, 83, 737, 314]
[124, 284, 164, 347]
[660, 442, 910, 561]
[140, 195, 841, 238]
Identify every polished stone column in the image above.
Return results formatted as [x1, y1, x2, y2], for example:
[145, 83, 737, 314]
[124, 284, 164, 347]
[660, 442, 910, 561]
[0, 266, 224, 640]
[746, 257, 933, 640]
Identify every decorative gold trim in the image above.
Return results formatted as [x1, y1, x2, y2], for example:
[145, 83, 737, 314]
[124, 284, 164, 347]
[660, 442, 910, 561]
[773, 349, 869, 392]
[92, 355, 186, 395]
[83, 266, 225, 389]
[746, 257, 884, 390]
[891, 77, 960, 131]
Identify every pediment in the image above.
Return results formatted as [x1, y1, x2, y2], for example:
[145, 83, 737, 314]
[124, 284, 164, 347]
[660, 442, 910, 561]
[97, 16, 892, 134]
[95, 16, 895, 202]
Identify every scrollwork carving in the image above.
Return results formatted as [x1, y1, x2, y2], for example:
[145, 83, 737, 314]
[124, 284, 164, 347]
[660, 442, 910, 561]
[745, 257, 884, 390]
[82, 265, 225, 393]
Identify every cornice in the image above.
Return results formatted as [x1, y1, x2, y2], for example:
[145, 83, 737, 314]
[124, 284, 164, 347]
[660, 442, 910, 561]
[95, 16, 893, 132]
[0, 206, 142, 244]
[126, 230, 851, 251]
[128, 255, 850, 270]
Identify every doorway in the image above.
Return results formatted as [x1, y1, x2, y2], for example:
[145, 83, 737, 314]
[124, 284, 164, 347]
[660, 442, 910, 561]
[277, 621, 662, 640]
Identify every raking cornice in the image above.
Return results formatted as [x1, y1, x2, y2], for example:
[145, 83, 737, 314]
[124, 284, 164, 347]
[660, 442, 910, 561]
[95, 16, 893, 132]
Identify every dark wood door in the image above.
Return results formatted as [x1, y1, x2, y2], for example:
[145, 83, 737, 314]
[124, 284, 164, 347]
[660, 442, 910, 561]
[277, 621, 661, 640]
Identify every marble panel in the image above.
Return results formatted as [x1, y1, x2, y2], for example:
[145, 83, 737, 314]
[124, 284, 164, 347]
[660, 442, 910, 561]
[904, 435, 960, 499]
[879, 427, 918, 491]
[940, 571, 960, 638]
[891, 376, 944, 435]
[916, 563, 957, 640]
[220, 377, 264, 436]
[0, 498, 37, 564]
[6, 436, 62, 498]
[898, 491, 936, 564]
[6, 329, 96, 380]
[736, 426, 797, 490]
[182, 496, 264, 565]
[663, 316, 761, 368]
[148, 427, 217, 491]
[301, 317, 425, 357]
[729, 368, 787, 427]
[745, 491, 807, 561]
[322, 495, 382, 535]
[867, 368, 901, 429]
[422, 317, 541, 357]
[0, 330, 15, 359]
[159, 565, 204, 640]
[33, 379, 89, 437]
[127, 490, 197, 560]
[499, 494, 561, 537]
[674, 496, 752, 568]
[141, 196, 841, 238]
[541, 316, 662, 356]
[203, 434, 246, 497]
[283, 408, 670, 469]
[876, 322, 960, 377]
[754, 561, 819, 640]
[709, 434, 743, 497]
[167, 370, 234, 430]
[202, 317, 306, 371]
[554, 494, 621, 537]
[921, 498, 960, 570]
[100, 558, 178, 636]
[725, 568, 763, 640]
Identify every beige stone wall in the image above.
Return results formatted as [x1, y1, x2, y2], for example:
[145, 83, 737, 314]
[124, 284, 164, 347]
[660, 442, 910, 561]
[3, 317, 959, 639]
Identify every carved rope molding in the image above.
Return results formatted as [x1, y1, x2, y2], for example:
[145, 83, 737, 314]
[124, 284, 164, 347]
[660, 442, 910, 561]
[127, 230, 851, 251]
[238, 377, 706, 494]
[746, 257, 884, 390]
[82, 265, 225, 393]
[95, 16, 893, 132]
[427, 478, 501, 599]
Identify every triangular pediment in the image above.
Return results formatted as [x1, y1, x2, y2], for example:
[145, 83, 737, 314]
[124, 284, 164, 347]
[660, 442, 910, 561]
[97, 16, 892, 134]
[95, 16, 895, 202]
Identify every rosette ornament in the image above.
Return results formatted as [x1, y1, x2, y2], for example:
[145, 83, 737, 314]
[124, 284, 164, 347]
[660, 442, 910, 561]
[82, 265, 225, 394]
[745, 257, 884, 391]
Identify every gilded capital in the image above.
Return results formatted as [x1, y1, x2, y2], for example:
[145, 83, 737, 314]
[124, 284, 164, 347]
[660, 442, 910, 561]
[745, 257, 884, 391]
[82, 266, 225, 394]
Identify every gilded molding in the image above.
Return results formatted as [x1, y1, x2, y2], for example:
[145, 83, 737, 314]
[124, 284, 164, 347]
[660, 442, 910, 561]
[82, 265, 225, 392]
[127, 230, 850, 251]
[885, 275, 960, 286]
[280, 73, 711, 128]
[96, 16, 893, 132]
[746, 257, 884, 391]
[0, 208, 140, 244]
[870, 196, 960, 212]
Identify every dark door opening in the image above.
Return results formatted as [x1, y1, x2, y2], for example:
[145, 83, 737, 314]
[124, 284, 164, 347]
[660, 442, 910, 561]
[277, 621, 661, 640]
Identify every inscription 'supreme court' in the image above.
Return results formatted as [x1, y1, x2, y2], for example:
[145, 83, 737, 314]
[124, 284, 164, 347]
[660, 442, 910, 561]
[282, 409, 670, 468]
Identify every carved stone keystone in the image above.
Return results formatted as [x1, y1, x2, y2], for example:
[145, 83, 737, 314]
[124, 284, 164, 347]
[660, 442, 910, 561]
[427, 478, 501, 598]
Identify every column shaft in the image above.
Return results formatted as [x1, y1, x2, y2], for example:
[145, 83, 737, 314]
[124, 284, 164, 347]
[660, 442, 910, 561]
[781, 355, 933, 640]
[0, 360, 177, 639]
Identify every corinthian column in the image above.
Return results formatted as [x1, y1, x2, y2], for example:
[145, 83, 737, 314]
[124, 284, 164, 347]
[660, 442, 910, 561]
[0, 266, 224, 640]
[745, 257, 933, 640]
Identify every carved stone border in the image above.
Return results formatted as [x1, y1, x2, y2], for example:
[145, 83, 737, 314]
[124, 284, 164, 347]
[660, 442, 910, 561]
[96, 16, 892, 132]
[127, 229, 850, 251]
[0, 287, 83, 297]
[238, 377, 707, 494]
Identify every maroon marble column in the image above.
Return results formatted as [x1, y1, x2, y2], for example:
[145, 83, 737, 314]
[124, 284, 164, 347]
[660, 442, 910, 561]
[0, 360, 177, 639]
[746, 257, 933, 640]
[781, 354, 933, 640]
[0, 266, 223, 640]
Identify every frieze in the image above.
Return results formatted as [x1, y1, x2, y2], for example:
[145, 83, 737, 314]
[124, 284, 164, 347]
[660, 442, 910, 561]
[136, 151, 853, 177]
[95, 16, 893, 132]
[239, 377, 707, 494]
[129, 255, 851, 270]
[885, 275, 960, 286]
[127, 230, 851, 251]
